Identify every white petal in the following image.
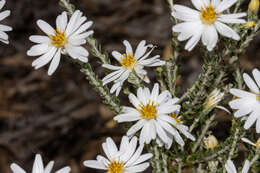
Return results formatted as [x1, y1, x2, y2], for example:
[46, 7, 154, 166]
[127, 120, 145, 136]
[27, 44, 49, 56]
[83, 160, 107, 170]
[48, 49, 61, 75]
[244, 111, 259, 129]
[201, 25, 218, 51]
[0, 0, 6, 10]
[114, 112, 141, 123]
[55, 167, 71, 173]
[0, 24, 12, 31]
[10, 164, 26, 173]
[241, 138, 256, 146]
[225, 160, 237, 173]
[215, 0, 238, 13]
[125, 163, 150, 172]
[0, 10, 10, 21]
[43, 161, 54, 173]
[191, 0, 205, 10]
[256, 119, 260, 133]
[37, 20, 55, 36]
[214, 21, 240, 40]
[112, 51, 123, 62]
[129, 94, 141, 109]
[123, 40, 133, 55]
[32, 154, 44, 173]
[32, 47, 57, 69]
[243, 73, 259, 93]
[134, 40, 146, 59]
[252, 68, 260, 88]
[29, 35, 50, 44]
[242, 160, 250, 173]
[65, 10, 80, 36]
[184, 30, 202, 51]
[155, 122, 171, 146]
[171, 5, 200, 22]
[229, 88, 255, 98]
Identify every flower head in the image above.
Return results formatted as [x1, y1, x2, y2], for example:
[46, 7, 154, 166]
[225, 159, 250, 173]
[171, 0, 246, 51]
[0, 0, 12, 44]
[204, 135, 218, 149]
[229, 68, 260, 133]
[83, 136, 152, 173]
[205, 89, 224, 109]
[114, 83, 195, 149]
[27, 10, 93, 75]
[10, 154, 71, 173]
[102, 40, 165, 96]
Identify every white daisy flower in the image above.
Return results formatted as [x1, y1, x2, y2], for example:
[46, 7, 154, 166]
[83, 136, 153, 173]
[0, 0, 12, 44]
[102, 40, 165, 96]
[242, 137, 260, 149]
[225, 159, 250, 173]
[27, 10, 93, 75]
[10, 154, 71, 173]
[114, 83, 195, 149]
[229, 68, 260, 133]
[171, 0, 246, 51]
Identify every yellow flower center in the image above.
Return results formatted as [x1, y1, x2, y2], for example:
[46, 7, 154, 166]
[200, 4, 217, 25]
[120, 53, 136, 69]
[49, 29, 67, 48]
[170, 113, 181, 123]
[256, 138, 260, 149]
[107, 160, 124, 173]
[244, 21, 256, 28]
[257, 93, 260, 102]
[137, 101, 157, 120]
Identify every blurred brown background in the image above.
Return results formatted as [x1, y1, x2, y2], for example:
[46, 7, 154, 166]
[0, 0, 259, 172]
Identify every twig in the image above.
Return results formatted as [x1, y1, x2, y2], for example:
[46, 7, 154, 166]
[192, 114, 216, 152]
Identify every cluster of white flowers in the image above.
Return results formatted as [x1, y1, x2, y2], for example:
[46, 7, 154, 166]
[2, 0, 260, 172]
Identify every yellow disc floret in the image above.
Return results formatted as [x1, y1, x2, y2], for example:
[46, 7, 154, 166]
[170, 112, 181, 123]
[137, 101, 157, 120]
[120, 53, 136, 70]
[49, 29, 67, 48]
[200, 4, 217, 25]
[107, 160, 124, 173]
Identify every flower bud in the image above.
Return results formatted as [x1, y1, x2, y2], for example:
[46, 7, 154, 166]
[204, 135, 218, 149]
[249, 0, 260, 12]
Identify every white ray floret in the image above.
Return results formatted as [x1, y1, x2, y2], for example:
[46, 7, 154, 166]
[83, 136, 153, 173]
[0, 0, 12, 44]
[171, 0, 246, 51]
[225, 159, 250, 173]
[114, 83, 195, 149]
[102, 40, 165, 96]
[242, 137, 260, 149]
[10, 154, 71, 173]
[27, 10, 93, 75]
[229, 68, 260, 133]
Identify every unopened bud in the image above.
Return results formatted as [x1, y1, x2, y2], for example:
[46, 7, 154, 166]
[249, 0, 260, 12]
[204, 135, 218, 149]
